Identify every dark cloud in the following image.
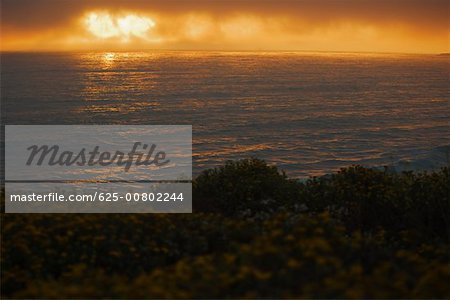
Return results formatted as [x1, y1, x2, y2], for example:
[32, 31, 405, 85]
[2, 0, 448, 32]
[1, 0, 448, 52]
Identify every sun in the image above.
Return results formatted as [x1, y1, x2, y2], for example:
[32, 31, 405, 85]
[85, 12, 155, 40]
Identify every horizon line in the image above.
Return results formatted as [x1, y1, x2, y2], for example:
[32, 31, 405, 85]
[1, 49, 448, 56]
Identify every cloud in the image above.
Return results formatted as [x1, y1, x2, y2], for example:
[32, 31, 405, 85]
[1, 0, 448, 53]
[85, 12, 155, 40]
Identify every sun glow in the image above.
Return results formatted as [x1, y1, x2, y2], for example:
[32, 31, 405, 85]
[1, 2, 447, 53]
[85, 12, 155, 41]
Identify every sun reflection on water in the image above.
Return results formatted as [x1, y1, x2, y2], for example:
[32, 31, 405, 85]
[102, 52, 116, 67]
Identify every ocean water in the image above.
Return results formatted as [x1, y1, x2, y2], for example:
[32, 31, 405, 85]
[2, 51, 449, 178]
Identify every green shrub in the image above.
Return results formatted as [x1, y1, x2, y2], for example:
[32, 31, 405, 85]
[193, 158, 301, 216]
[1, 160, 449, 298]
[1, 213, 258, 296]
[303, 166, 449, 240]
[13, 213, 449, 299]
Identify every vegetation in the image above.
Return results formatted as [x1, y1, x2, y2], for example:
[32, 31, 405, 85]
[1, 158, 449, 298]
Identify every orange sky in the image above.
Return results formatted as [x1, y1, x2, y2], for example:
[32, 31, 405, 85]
[1, 0, 449, 53]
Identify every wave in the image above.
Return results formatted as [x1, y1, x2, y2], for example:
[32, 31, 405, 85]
[379, 144, 450, 173]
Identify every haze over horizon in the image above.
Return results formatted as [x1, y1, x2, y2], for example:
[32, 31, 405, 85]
[1, 0, 448, 54]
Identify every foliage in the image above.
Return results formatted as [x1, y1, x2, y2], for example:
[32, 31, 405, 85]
[1, 159, 449, 298]
[300, 166, 450, 240]
[193, 158, 301, 216]
[1, 213, 257, 295]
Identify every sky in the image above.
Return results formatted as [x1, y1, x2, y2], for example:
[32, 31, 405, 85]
[1, 0, 449, 53]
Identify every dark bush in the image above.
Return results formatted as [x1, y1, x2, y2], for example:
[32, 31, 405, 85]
[1, 160, 449, 298]
[12, 213, 449, 299]
[193, 158, 301, 216]
[300, 166, 449, 240]
[0, 213, 258, 296]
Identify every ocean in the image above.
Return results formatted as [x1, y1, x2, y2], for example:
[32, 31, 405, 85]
[2, 51, 449, 178]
